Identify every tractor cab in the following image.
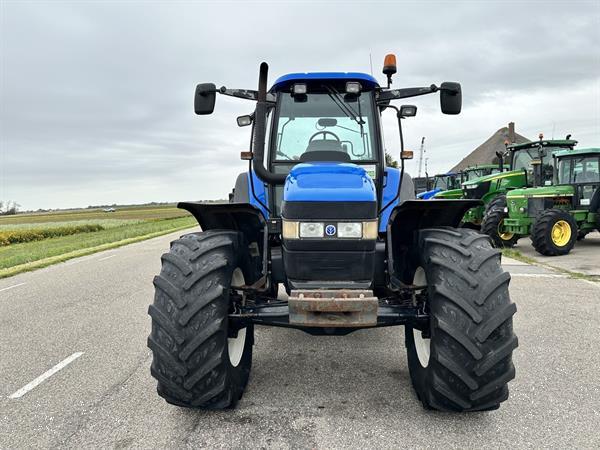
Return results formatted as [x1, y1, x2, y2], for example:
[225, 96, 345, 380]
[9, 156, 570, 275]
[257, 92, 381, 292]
[461, 164, 508, 182]
[265, 73, 383, 216]
[555, 147, 600, 209]
[434, 164, 508, 199]
[417, 172, 459, 199]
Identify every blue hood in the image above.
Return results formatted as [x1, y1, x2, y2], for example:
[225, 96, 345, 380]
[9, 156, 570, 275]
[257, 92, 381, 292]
[284, 163, 376, 202]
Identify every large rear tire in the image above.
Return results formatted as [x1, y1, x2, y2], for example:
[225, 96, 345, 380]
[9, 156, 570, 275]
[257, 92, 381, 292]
[148, 230, 253, 409]
[405, 227, 518, 412]
[531, 209, 577, 256]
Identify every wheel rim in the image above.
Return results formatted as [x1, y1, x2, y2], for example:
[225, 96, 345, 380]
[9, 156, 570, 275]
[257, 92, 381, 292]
[228, 268, 247, 367]
[551, 220, 571, 246]
[497, 218, 514, 241]
[412, 267, 430, 368]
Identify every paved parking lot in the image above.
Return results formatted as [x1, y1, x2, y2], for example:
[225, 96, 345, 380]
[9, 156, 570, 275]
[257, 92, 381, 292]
[1, 230, 599, 448]
[514, 231, 600, 276]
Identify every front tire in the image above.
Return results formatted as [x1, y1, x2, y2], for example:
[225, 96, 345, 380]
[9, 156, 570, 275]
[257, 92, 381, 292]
[531, 209, 577, 256]
[148, 230, 253, 409]
[481, 200, 519, 248]
[406, 227, 518, 412]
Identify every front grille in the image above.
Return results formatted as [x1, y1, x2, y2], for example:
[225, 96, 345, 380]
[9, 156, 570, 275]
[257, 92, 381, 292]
[463, 181, 490, 199]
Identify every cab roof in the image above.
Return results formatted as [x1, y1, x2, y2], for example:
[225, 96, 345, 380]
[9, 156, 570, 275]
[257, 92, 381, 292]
[555, 147, 600, 158]
[270, 72, 379, 92]
[506, 139, 578, 151]
[464, 164, 506, 170]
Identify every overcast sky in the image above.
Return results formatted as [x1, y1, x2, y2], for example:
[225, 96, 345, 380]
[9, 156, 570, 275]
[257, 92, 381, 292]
[1, 1, 599, 210]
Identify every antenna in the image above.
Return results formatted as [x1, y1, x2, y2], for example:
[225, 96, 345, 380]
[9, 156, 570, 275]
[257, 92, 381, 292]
[417, 136, 426, 178]
[369, 53, 373, 76]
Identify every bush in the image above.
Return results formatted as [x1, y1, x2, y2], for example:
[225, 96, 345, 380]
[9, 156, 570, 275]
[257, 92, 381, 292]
[0, 224, 105, 246]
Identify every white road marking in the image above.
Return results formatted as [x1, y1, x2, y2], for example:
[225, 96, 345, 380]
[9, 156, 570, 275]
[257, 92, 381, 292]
[0, 282, 26, 293]
[98, 254, 116, 261]
[8, 352, 84, 399]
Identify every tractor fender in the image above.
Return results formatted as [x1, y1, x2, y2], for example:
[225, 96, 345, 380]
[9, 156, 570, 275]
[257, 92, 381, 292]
[385, 199, 481, 286]
[178, 201, 268, 282]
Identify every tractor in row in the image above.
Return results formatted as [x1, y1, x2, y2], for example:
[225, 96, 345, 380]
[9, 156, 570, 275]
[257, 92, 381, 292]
[462, 137, 578, 244]
[493, 147, 600, 255]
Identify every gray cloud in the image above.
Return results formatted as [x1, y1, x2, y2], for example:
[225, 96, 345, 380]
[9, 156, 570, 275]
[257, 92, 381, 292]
[1, 0, 599, 209]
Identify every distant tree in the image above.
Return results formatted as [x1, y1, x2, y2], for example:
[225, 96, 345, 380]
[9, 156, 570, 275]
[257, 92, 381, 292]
[385, 152, 399, 168]
[0, 200, 20, 215]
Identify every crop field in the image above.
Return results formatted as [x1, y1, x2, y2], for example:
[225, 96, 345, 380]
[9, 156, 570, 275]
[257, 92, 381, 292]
[0, 205, 197, 278]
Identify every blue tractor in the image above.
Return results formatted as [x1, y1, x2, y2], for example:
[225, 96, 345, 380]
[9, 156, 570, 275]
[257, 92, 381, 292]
[148, 56, 517, 412]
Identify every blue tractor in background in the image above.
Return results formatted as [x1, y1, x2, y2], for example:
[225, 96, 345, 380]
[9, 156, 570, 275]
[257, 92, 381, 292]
[148, 55, 517, 412]
[417, 172, 460, 199]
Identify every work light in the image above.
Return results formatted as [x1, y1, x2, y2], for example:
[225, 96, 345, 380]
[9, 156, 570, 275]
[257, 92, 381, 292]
[292, 83, 307, 95]
[346, 82, 362, 94]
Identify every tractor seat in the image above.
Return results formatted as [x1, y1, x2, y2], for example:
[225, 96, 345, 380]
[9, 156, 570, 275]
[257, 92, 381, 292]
[299, 139, 350, 162]
[299, 150, 351, 163]
[305, 139, 344, 153]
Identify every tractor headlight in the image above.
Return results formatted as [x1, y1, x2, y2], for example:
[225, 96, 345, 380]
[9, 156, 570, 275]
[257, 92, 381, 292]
[299, 222, 324, 238]
[465, 184, 478, 189]
[282, 220, 378, 239]
[337, 222, 362, 238]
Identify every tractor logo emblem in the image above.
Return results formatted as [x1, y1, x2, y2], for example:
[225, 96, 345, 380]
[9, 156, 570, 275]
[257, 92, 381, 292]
[325, 225, 336, 236]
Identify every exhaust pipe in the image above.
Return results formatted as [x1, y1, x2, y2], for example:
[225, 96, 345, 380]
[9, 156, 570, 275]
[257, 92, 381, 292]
[253, 62, 287, 185]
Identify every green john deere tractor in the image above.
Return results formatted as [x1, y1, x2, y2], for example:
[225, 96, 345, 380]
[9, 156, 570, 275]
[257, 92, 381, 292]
[498, 147, 600, 255]
[462, 136, 577, 246]
[435, 164, 508, 200]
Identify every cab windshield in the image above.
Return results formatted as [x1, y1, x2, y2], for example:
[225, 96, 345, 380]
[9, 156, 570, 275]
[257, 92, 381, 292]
[434, 176, 456, 190]
[511, 147, 557, 183]
[272, 91, 377, 162]
[558, 155, 600, 184]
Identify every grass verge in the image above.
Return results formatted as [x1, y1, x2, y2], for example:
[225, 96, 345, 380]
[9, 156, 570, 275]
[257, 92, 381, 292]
[0, 217, 196, 279]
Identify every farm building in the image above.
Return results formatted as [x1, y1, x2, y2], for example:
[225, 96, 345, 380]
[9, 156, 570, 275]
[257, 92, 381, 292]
[450, 122, 529, 172]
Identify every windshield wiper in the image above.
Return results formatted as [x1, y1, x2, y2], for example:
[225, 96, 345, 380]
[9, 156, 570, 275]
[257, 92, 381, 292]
[323, 86, 365, 137]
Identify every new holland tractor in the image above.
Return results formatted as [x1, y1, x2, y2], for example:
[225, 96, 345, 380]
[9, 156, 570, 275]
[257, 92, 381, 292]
[416, 172, 460, 199]
[147, 56, 518, 412]
[462, 137, 577, 245]
[499, 147, 600, 255]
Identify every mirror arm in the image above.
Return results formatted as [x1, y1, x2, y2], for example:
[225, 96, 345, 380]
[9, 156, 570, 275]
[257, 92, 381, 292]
[218, 86, 276, 103]
[377, 85, 438, 103]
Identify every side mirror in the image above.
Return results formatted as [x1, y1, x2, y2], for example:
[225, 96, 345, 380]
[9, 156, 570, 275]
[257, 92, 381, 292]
[237, 115, 253, 127]
[440, 82, 462, 115]
[194, 83, 216, 115]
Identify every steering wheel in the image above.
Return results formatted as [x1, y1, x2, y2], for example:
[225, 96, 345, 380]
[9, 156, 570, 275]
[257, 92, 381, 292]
[308, 130, 341, 142]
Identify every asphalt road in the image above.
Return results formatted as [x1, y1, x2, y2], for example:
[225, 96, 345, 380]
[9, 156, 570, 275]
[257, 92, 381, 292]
[1, 229, 599, 449]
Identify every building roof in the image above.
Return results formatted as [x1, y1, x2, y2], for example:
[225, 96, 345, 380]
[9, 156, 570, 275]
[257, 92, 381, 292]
[450, 126, 530, 172]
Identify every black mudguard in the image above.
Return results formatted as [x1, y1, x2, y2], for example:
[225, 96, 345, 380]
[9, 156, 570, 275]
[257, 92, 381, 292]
[178, 202, 268, 282]
[386, 199, 481, 286]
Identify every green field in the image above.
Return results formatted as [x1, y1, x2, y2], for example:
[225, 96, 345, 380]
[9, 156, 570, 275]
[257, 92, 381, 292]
[0, 205, 197, 278]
